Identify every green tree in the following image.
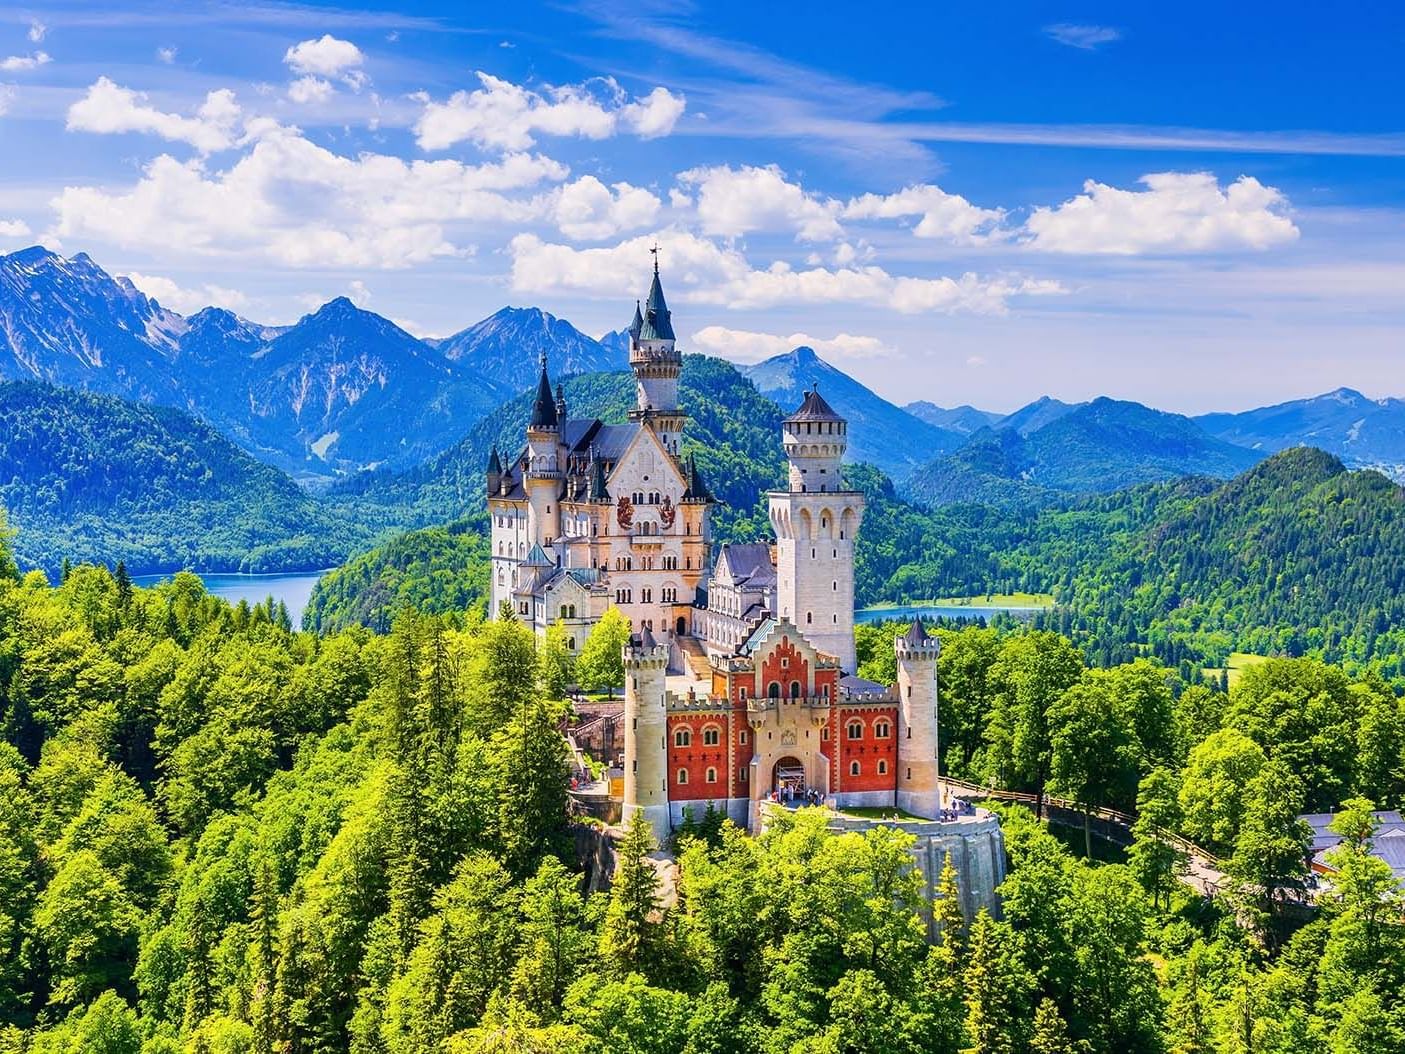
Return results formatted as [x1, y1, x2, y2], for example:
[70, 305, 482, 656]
[1030, 998, 1081, 1054]
[963, 911, 1033, 1054]
[575, 608, 630, 695]
[1127, 767, 1186, 910]
[1178, 728, 1266, 855]
[493, 698, 568, 878]
[1226, 758, 1312, 941]
[1049, 672, 1139, 856]
[539, 621, 576, 700]
[34, 850, 141, 1007]
[511, 857, 595, 1017]
[599, 813, 663, 980]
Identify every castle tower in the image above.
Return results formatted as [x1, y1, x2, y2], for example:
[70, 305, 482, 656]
[622, 626, 671, 840]
[628, 254, 685, 452]
[768, 389, 865, 672]
[525, 355, 562, 547]
[895, 619, 941, 818]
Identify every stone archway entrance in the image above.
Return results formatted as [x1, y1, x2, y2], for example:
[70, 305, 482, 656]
[773, 756, 805, 796]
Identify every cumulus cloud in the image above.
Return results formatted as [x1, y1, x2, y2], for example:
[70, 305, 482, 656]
[843, 184, 1006, 244]
[283, 34, 367, 90]
[508, 231, 1062, 315]
[553, 176, 661, 240]
[677, 164, 842, 241]
[1023, 171, 1299, 254]
[287, 75, 334, 105]
[157, 47, 178, 65]
[691, 325, 888, 363]
[1045, 24, 1121, 50]
[414, 72, 685, 151]
[50, 130, 569, 269]
[66, 77, 245, 154]
[0, 51, 50, 72]
[28, 20, 45, 43]
[125, 272, 251, 314]
[0, 218, 32, 238]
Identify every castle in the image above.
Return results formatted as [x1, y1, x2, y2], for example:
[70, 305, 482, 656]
[488, 260, 950, 839]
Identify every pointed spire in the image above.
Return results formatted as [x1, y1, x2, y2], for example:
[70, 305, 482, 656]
[486, 445, 502, 475]
[529, 353, 558, 429]
[589, 445, 609, 501]
[555, 382, 567, 420]
[639, 255, 675, 341]
[684, 453, 712, 502]
[628, 299, 643, 341]
[903, 619, 928, 646]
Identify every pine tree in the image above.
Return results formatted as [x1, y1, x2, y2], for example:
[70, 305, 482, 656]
[933, 856, 966, 953]
[963, 910, 1032, 1054]
[114, 560, 133, 611]
[599, 812, 662, 980]
[1030, 998, 1079, 1054]
[183, 905, 215, 1034]
[248, 856, 280, 1054]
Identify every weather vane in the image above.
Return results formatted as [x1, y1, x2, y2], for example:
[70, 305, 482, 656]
[649, 242, 660, 273]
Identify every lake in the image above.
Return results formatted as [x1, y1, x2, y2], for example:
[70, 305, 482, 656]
[855, 601, 1048, 625]
[133, 571, 326, 626]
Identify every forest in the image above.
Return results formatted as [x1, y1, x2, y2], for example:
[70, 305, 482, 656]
[1, 523, 1402, 1053]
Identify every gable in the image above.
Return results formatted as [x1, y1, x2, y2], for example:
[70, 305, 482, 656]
[606, 426, 687, 498]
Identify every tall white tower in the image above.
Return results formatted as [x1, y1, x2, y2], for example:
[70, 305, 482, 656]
[896, 619, 941, 818]
[628, 254, 685, 453]
[524, 355, 561, 548]
[622, 626, 671, 840]
[768, 389, 865, 672]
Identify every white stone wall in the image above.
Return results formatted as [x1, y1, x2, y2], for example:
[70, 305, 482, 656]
[623, 644, 671, 842]
[896, 640, 941, 818]
[769, 491, 865, 672]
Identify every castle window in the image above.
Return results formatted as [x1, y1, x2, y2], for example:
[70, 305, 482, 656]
[822, 726, 829, 740]
[739, 767, 748, 782]
[876, 759, 889, 776]
[703, 726, 721, 746]
[739, 729, 748, 744]
[677, 768, 688, 785]
[850, 761, 861, 777]
[705, 767, 717, 784]
[738, 687, 747, 701]
[847, 720, 864, 740]
[875, 720, 891, 738]
[790, 681, 801, 699]
[768, 682, 781, 699]
[806, 612, 812, 624]
[906, 767, 912, 780]
[675, 729, 691, 747]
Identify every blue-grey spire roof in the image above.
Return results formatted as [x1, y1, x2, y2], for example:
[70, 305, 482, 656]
[903, 619, 929, 646]
[628, 300, 643, 341]
[639, 261, 675, 341]
[486, 445, 502, 474]
[524, 543, 554, 567]
[529, 354, 558, 429]
[786, 387, 843, 424]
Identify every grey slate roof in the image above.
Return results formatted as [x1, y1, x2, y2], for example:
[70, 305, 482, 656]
[903, 619, 929, 645]
[639, 268, 675, 341]
[529, 357, 558, 429]
[786, 387, 843, 423]
[717, 543, 775, 588]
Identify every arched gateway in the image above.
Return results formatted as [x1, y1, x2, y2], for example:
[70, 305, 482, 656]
[773, 756, 805, 796]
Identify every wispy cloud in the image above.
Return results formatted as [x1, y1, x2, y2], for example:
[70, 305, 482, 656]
[1044, 24, 1122, 50]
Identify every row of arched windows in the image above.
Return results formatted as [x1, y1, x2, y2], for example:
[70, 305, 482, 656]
[845, 717, 891, 740]
[848, 759, 888, 777]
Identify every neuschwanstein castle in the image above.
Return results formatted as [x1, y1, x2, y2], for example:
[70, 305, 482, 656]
[487, 260, 959, 843]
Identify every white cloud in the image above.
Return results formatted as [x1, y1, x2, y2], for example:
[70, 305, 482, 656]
[287, 75, 333, 105]
[414, 72, 685, 151]
[843, 184, 1006, 244]
[677, 164, 842, 241]
[1023, 172, 1299, 254]
[1045, 24, 1121, 50]
[0, 51, 50, 72]
[66, 77, 245, 154]
[28, 20, 45, 43]
[0, 218, 32, 238]
[283, 34, 366, 90]
[0, 86, 12, 117]
[691, 325, 888, 363]
[157, 46, 178, 64]
[125, 272, 251, 314]
[50, 130, 569, 269]
[553, 176, 661, 240]
[508, 231, 1062, 315]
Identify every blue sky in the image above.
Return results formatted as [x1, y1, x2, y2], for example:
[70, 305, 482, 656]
[1, 0, 1402, 413]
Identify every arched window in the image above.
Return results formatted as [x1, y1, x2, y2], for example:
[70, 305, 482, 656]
[874, 720, 891, 738]
[768, 682, 781, 699]
[877, 760, 888, 775]
[702, 726, 721, 746]
[677, 768, 688, 785]
[789, 681, 801, 699]
[705, 767, 718, 784]
[847, 720, 863, 740]
[674, 728, 691, 747]
[849, 761, 861, 776]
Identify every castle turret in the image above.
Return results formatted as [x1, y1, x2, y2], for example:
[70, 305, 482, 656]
[485, 445, 502, 497]
[629, 254, 685, 451]
[768, 388, 865, 672]
[895, 619, 941, 818]
[526, 355, 562, 548]
[622, 625, 671, 840]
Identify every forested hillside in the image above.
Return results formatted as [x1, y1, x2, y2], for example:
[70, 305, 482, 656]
[0, 383, 386, 577]
[1, 536, 1401, 1052]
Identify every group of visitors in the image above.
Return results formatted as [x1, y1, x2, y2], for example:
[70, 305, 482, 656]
[939, 797, 975, 821]
[770, 785, 823, 807]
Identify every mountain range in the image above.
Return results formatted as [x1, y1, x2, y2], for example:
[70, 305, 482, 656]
[742, 346, 965, 478]
[0, 248, 615, 481]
